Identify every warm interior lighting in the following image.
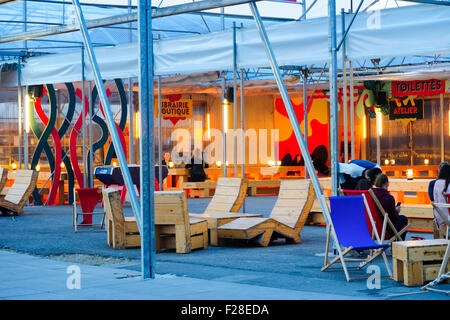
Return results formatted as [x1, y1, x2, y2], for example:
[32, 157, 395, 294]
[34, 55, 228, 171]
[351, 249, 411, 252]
[60, 162, 65, 169]
[216, 160, 222, 168]
[376, 109, 382, 136]
[407, 169, 413, 180]
[223, 99, 228, 134]
[362, 115, 367, 139]
[135, 111, 140, 139]
[12, 163, 17, 170]
[168, 161, 174, 168]
[225, 161, 229, 167]
[268, 160, 276, 167]
[35, 164, 40, 172]
[206, 113, 211, 140]
[424, 159, 429, 165]
[112, 161, 118, 167]
[390, 159, 395, 165]
[384, 159, 389, 165]
[277, 160, 281, 166]
[25, 94, 32, 134]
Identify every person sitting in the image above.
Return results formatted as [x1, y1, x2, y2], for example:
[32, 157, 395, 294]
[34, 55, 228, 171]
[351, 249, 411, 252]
[291, 154, 304, 166]
[339, 160, 380, 190]
[371, 174, 408, 240]
[428, 162, 449, 202]
[280, 153, 293, 166]
[354, 178, 372, 191]
[185, 148, 209, 182]
[432, 162, 450, 239]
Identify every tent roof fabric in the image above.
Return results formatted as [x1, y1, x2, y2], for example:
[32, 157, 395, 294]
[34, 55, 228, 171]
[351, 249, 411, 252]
[1, 3, 450, 87]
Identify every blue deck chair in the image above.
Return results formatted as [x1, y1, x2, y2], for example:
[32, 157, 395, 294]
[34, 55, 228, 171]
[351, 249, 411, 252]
[321, 196, 392, 280]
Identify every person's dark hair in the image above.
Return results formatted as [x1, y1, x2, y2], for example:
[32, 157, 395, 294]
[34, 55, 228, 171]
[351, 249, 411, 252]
[366, 167, 382, 184]
[374, 173, 389, 188]
[355, 178, 372, 191]
[437, 163, 450, 192]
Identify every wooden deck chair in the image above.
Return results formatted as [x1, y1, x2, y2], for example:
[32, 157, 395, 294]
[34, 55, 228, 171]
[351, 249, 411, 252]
[0, 168, 8, 195]
[103, 188, 140, 249]
[216, 179, 315, 247]
[189, 177, 262, 246]
[0, 169, 38, 216]
[367, 189, 410, 243]
[321, 196, 392, 281]
[155, 191, 208, 253]
[422, 202, 450, 294]
[204, 177, 248, 214]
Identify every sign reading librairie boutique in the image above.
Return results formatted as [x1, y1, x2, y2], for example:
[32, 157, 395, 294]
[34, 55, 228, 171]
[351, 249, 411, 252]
[155, 94, 193, 125]
[392, 79, 445, 97]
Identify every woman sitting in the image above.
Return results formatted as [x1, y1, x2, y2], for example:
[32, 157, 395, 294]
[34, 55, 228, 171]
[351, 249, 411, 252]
[371, 174, 408, 240]
[432, 162, 450, 239]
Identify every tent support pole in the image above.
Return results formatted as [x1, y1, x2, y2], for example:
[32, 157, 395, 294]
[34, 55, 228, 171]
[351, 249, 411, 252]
[81, 46, 87, 187]
[240, 68, 245, 212]
[302, 68, 308, 179]
[341, 9, 348, 163]
[233, 22, 238, 177]
[137, 0, 156, 279]
[71, 0, 149, 275]
[158, 76, 162, 186]
[222, 76, 227, 177]
[350, 60, 355, 160]
[17, 57, 22, 169]
[249, 0, 350, 282]
[441, 93, 444, 162]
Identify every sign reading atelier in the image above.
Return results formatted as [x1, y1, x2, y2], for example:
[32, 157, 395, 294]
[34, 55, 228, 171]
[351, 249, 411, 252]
[155, 94, 193, 125]
[392, 79, 445, 97]
[389, 96, 423, 121]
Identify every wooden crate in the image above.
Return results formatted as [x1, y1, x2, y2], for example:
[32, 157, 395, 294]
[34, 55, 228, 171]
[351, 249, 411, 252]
[392, 239, 450, 286]
[247, 180, 281, 196]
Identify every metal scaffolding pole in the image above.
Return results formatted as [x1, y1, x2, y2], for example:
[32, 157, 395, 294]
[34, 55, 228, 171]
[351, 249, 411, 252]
[341, 9, 348, 163]
[249, 1, 349, 281]
[222, 76, 227, 177]
[128, 0, 134, 165]
[24, 85, 28, 170]
[233, 22, 238, 177]
[138, 0, 156, 279]
[302, 68, 308, 179]
[71, 0, 142, 234]
[240, 68, 245, 212]
[350, 60, 355, 160]
[17, 57, 22, 169]
[81, 47, 87, 187]
[88, 81, 93, 187]
[158, 76, 162, 187]
[328, 0, 339, 196]
[441, 93, 444, 162]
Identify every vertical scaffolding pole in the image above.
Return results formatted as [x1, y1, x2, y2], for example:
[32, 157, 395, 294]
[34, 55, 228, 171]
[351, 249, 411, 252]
[441, 93, 444, 162]
[328, 0, 339, 196]
[71, 0, 143, 245]
[138, 0, 155, 279]
[350, 60, 355, 160]
[158, 76, 162, 187]
[249, 1, 349, 281]
[24, 85, 28, 170]
[341, 9, 348, 163]
[88, 81, 93, 187]
[233, 22, 238, 177]
[240, 68, 245, 212]
[17, 58, 22, 169]
[128, 0, 134, 165]
[302, 68, 308, 179]
[222, 77, 227, 177]
[81, 47, 87, 187]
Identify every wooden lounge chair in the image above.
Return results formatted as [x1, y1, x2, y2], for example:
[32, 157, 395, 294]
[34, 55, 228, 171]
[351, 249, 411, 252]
[155, 191, 208, 253]
[0, 168, 8, 195]
[217, 179, 315, 247]
[103, 188, 140, 249]
[189, 177, 262, 245]
[0, 169, 38, 216]
[321, 195, 392, 282]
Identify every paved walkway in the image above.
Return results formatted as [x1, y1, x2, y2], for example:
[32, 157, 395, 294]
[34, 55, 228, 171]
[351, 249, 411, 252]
[0, 250, 360, 300]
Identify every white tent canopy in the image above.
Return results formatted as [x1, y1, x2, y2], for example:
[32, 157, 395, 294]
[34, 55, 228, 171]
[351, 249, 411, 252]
[1, 3, 450, 87]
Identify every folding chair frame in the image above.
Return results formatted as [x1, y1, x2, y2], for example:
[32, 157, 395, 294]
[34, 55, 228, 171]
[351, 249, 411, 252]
[420, 202, 450, 295]
[322, 195, 393, 281]
[72, 187, 106, 232]
[367, 189, 410, 244]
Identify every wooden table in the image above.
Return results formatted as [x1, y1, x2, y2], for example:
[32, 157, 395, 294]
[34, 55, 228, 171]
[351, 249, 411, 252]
[392, 239, 450, 286]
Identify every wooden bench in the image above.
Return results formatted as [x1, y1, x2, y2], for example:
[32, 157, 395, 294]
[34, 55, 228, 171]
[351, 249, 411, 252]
[103, 188, 140, 249]
[182, 181, 217, 198]
[392, 239, 450, 286]
[0, 170, 39, 216]
[247, 180, 281, 196]
[155, 191, 208, 253]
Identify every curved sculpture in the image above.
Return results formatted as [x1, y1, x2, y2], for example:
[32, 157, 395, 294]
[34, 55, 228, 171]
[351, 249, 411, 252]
[30, 85, 58, 205]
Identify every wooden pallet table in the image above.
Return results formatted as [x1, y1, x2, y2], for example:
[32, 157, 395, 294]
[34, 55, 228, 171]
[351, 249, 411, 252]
[182, 181, 217, 198]
[392, 239, 450, 286]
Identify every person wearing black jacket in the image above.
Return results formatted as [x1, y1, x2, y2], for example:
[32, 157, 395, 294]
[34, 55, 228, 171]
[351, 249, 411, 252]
[185, 148, 209, 182]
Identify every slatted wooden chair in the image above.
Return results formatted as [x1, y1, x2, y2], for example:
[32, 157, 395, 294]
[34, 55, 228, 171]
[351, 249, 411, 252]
[155, 191, 208, 253]
[103, 188, 140, 249]
[0, 168, 9, 195]
[0, 169, 38, 216]
[217, 179, 315, 246]
[189, 177, 263, 246]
